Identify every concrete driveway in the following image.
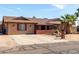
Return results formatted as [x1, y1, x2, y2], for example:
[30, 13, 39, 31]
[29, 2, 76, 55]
[9, 34, 70, 45]
[0, 34, 79, 54]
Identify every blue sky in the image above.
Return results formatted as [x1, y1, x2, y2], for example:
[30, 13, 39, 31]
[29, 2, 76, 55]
[0, 4, 79, 20]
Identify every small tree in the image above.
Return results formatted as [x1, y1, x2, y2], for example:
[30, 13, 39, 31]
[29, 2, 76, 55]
[33, 16, 36, 18]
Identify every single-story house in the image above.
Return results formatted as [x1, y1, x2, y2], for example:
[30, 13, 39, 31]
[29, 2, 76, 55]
[0, 16, 73, 35]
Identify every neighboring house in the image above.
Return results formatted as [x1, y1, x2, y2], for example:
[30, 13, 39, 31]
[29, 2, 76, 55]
[72, 20, 79, 33]
[75, 20, 79, 33]
[0, 16, 71, 35]
[0, 21, 2, 33]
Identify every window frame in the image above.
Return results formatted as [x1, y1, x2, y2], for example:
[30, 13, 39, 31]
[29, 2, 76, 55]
[17, 23, 27, 31]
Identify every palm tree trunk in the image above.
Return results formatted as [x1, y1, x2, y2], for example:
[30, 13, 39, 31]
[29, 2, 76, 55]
[61, 22, 65, 39]
[66, 22, 70, 34]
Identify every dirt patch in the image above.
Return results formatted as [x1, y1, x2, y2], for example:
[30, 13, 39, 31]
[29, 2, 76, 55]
[0, 35, 17, 48]
[65, 34, 79, 40]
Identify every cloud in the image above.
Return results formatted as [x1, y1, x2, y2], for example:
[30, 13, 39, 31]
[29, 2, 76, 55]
[51, 4, 65, 9]
[16, 7, 22, 12]
[17, 8, 21, 10]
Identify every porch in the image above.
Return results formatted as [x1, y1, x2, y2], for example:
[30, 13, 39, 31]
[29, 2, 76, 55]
[35, 24, 61, 35]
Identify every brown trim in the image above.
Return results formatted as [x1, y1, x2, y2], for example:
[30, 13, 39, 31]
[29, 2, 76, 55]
[25, 24, 27, 30]
[34, 24, 36, 34]
[6, 23, 8, 34]
[17, 24, 19, 31]
[4, 22, 37, 24]
[36, 24, 53, 26]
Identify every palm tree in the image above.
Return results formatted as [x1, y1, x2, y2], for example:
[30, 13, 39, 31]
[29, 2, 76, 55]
[60, 14, 77, 39]
[60, 15, 68, 39]
[60, 8, 79, 39]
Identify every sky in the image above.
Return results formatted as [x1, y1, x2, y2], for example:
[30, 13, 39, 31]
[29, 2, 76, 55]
[0, 4, 79, 21]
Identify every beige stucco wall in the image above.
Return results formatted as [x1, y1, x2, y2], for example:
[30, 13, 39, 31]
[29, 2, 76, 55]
[71, 26, 77, 34]
[5, 23, 35, 35]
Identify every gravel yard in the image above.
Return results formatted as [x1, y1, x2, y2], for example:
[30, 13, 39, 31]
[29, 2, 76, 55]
[0, 34, 79, 54]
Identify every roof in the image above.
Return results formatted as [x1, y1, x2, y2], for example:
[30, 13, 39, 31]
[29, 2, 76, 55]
[3, 16, 37, 24]
[29, 18, 49, 25]
[47, 19, 61, 24]
[13, 16, 29, 20]
[29, 18, 60, 25]
[3, 16, 60, 24]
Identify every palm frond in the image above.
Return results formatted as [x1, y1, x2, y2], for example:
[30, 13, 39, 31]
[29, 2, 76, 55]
[75, 12, 79, 18]
[77, 8, 79, 12]
[60, 14, 76, 24]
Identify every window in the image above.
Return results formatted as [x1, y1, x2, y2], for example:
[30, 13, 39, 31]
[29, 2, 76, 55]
[47, 25, 52, 30]
[17, 24, 27, 31]
[47, 26, 50, 30]
[36, 25, 40, 30]
[49, 25, 53, 30]
[52, 25, 57, 29]
[41, 25, 45, 30]
[77, 26, 79, 32]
